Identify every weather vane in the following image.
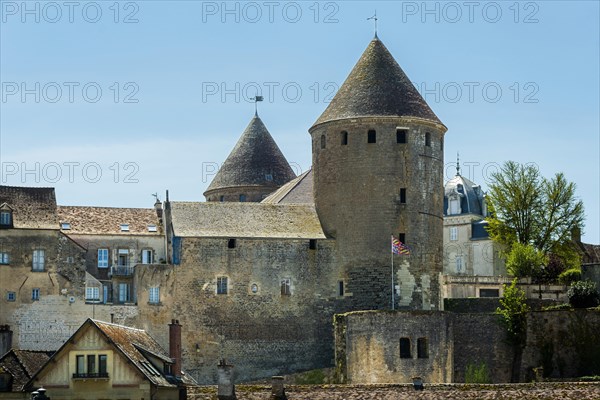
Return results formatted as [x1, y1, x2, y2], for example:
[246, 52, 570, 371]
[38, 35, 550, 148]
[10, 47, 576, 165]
[253, 95, 264, 116]
[367, 11, 378, 38]
[152, 192, 160, 202]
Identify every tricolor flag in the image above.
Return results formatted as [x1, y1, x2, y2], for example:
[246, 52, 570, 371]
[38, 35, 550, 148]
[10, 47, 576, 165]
[392, 236, 411, 255]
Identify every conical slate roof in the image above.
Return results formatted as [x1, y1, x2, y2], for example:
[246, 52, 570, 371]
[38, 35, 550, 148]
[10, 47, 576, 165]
[205, 115, 296, 194]
[312, 37, 443, 128]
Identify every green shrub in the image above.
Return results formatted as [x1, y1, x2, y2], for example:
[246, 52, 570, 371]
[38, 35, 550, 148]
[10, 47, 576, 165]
[496, 278, 530, 344]
[542, 303, 572, 311]
[567, 281, 600, 308]
[465, 362, 491, 383]
[559, 268, 582, 285]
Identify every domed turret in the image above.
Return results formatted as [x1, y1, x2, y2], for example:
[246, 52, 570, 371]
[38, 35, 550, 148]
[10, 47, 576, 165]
[204, 115, 296, 202]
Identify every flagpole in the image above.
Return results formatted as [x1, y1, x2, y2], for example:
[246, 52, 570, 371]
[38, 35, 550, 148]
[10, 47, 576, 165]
[391, 235, 395, 311]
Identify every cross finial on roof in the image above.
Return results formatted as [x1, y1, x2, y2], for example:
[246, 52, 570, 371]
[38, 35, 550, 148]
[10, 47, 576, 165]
[254, 95, 264, 116]
[456, 152, 461, 176]
[367, 11, 378, 39]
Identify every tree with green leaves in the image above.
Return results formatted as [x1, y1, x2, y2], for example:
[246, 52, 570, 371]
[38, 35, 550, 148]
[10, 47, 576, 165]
[486, 161, 585, 278]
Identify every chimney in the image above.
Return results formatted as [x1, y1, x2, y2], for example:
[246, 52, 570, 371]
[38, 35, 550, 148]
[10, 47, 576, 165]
[169, 319, 182, 377]
[155, 199, 163, 220]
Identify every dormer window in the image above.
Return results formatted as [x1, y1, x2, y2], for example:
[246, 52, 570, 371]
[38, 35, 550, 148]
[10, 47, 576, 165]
[61, 222, 71, 230]
[147, 224, 157, 232]
[120, 224, 129, 232]
[0, 210, 12, 227]
[448, 196, 461, 215]
[265, 174, 273, 181]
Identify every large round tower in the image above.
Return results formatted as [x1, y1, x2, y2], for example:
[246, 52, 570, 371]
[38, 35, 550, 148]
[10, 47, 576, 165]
[310, 37, 447, 310]
[204, 114, 296, 202]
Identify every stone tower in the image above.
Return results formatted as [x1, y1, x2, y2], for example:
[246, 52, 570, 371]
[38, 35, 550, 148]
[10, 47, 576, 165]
[204, 114, 296, 202]
[309, 37, 447, 310]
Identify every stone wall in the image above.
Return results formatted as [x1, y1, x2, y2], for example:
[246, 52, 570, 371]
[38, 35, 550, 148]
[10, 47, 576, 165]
[582, 263, 600, 287]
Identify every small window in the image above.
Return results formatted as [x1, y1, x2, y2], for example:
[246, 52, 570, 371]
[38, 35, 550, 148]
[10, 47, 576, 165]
[228, 239, 236, 249]
[98, 249, 109, 268]
[338, 281, 344, 296]
[149, 287, 160, 304]
[217, 276, 228, 295]
[400, 188, 406, 204]
[141, 249, 153, 264]
[250, 283, 259, 294]
[6, 292, 15, 301]
[265, 173, 273, 181]
[425, 132, 431, 147]
[367, 130, 376, 143]
[32, 249, 45, 271]
[398, 233, 406, 244]
[86, 287, 100, 301]
[479, 288, 500, 298]
[450, 227, 458, 241]
[32, 288, 40, 301]
[76, 355, 85, 375]
[118, 283, 130, 303]
[448, 198, 460, 215]
[341, 131, 348, 145]
[309, 239, 317, 250]
[87, 354, 96, 374]
[400, 337, 411, 358]
[99, 355, 108, 376]
[320, 134, 326, 149]
[396, 129, 407, 143]
[456, 255, 463, 273]
[61, 222, 71, 230]
[0, 211, 12, 226]
[219, 195, 225, 202]
[417, 338, 428, 358]
[239, 194, 246, 202]
[281, 278, 291, 296]
[120, 224, 129, 232]
[147, 224, 157, 232]
[0, 252, 9, 264]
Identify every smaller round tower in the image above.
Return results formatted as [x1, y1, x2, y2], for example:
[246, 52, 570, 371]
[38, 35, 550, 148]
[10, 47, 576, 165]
[204, 115, 296, 202]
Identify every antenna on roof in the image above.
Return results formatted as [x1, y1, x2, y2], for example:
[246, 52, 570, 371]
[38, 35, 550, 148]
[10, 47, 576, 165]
[367, 11, 378, 39]
[456, 152, 461, 176]
[152, 192, 160, 202]
[254, 95, 264, 116]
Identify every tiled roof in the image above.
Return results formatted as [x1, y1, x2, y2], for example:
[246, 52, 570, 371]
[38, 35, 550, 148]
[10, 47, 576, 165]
[170, 202, 326, 239]
[204, 115, 296, 196]
[0, 350, 52, 391]
[311, 38, 444, 129]
[0, 185, 58, 229]
[57, 206, 161, 235]
[261, 169, 314, 205]
[579, 242, 600, 264]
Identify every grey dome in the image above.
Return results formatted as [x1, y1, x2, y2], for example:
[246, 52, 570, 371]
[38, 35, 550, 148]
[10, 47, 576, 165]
[444, 174, 485, 216]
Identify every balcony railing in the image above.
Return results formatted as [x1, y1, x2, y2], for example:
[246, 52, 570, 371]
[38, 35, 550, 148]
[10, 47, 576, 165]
[72, 372, 109, 379]
[109, 265, 134, 277]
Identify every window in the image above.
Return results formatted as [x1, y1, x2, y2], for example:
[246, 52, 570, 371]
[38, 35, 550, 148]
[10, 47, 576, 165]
[120, 224, 129, 232]
[0, 211, 12, 226]
[239, 194, 246, 202]
[398, 233, 406, 243]
[141, 249, 153, 264]
[400, 337, 411, 358]
[0, 252, 9, 264]
[32, 288, 40, 301]
[448, 198, 460, 215]
[99, 355, 107, 375]
[341, 131, 348, 145]
[338, 281, 344, 296]
[217, 276, 228, 295]
[450, 227, 458, 241]
[98, 249, 109, 268]
[480, 289, 500, 298]
[265, 173, 273, 181]
[367, 130, 376, 143]
[32, 249, 45, 271]
[73, 354, 108, 379]
[320, 134, 326, 149]
[61, 222, 71, 230]
[103, 284, 111, 304]
[417, 338, 428, 358]
[400, 188, 406, 204]
[147, 224, 157, 232]
[149, 287, 160, 304]
[76, 355, 85, 375]
[228, 239, 236, 249]
[250, 283, 259, 294]
[396, 129, 407, 143]
[87, 355, 96, 374]
[86, 287, 100, 302]
[425, 132, 431, 147]
[219, 195, 225, 202]
[6, 292, 15, 301]
[456, 255, 463, 273]
[118, 283, 130, 303]
[281, 278, 291, 296]
[117, 249, 129, 267]
[309, 239, 316, 250]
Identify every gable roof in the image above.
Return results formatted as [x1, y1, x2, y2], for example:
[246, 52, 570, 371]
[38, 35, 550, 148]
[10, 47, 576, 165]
[57, 206, 162, 235]
[0, 350, 52, 391]
[28, 319, 195, 390]
[311, 37, 444, 129]
[204, 115, 296, 196]
[261, 169, 314, 205]
[0, 185, 58, 229]
[170, 202, 326, 239]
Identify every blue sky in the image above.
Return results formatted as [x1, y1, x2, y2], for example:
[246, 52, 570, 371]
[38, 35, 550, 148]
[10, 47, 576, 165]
[1, 0, 599, 243]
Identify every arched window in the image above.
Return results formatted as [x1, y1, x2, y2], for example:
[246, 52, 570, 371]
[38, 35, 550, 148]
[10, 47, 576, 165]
[341, 131, 348, 145]
[321, 134, 326, 149]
